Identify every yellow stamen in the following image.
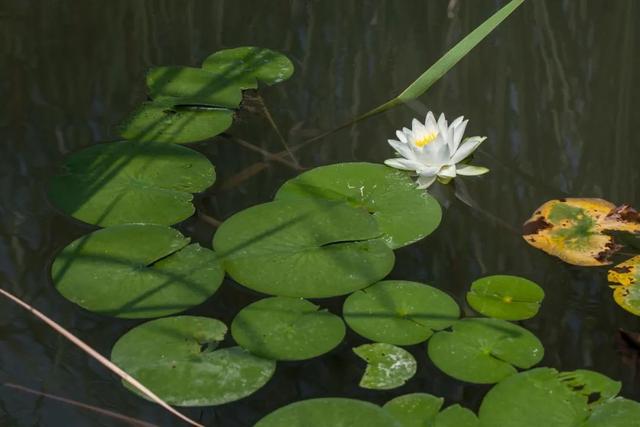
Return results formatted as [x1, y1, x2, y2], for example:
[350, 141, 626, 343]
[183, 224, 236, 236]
[415, 132, 438, 148]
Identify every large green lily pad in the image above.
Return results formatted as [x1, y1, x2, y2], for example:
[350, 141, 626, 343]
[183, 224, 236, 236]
[275, 163, 442, 248]
[479, 368, 626, 427]
[231, 297, 345, 360]
[583, 398, 640, 427]
[119, 102, 233, 144]
[466, 275, 545, 320]
[213, 200, 395, 298]
[354, 343, 417, 390]
[202, 46, 294, 87]
[343, 280, 460, 345]
[255, 398, 402, 427]
[49, 141, 215, 227]
[52, 224, 224, 318]
[111, 316, 275, 406]
[427, 318, 544, 384]
[383, 393, 443, 427]
[146, 66, 247, 108]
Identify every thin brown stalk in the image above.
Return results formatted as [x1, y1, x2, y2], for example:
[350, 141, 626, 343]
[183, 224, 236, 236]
[255, 94, 300, 167]
[197, 211, 222, 227]
[0, 287, 204, 427]
[217, 161, 269, 191]
[229, 137, 303, 170]
[2, 382, 158, 427]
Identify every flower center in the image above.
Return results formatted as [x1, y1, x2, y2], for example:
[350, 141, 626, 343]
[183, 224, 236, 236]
[414, 131, 438, 148]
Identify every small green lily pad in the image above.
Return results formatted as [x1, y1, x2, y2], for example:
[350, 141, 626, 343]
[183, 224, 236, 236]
[255, 398, 402, 427]
[427, 318, 544, 384]
[343, 280, 460, 345]
[111, 316, 275, 406]
[231, 297, 345, 360]
[119, 102, 233, 144]
[466, 275, 545, 320]
[202, 46, 294, 87]
[276, 163, 442, 248]
[146, 66, 247, 108]
[557, 369, 621, 405]
[354, 343, 417, 390]
[383, 394, 478, 427]
[383, 393, 443, 427]
[434, 405, 479, 427]
[213, 200, 395, 298]
[52, 224, 224, 318]
[49, 141, 215, 227]
[479, 368, 625, 427]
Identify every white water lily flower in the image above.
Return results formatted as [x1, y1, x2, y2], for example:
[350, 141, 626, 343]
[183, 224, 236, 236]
[384, 112, 489, 189]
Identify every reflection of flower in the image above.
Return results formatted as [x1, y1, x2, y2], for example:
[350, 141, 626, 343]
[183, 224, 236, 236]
[384, 112, 489, 189]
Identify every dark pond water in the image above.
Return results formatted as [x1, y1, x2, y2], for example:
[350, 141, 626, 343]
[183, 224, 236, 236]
[2, 0, 640, 426]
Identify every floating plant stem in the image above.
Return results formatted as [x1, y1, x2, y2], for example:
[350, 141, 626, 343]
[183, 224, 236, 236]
[0, 287, 205, 427]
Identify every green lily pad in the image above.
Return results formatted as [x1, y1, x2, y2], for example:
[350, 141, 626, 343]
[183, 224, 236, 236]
[275, 163, 442, 248]
[383, 394, 478, 427]
[343, 280, 460, 345]
[383, 393, 443, 427]
[119, 102, 233, 144]
[478, 368, 625, 427]
[52, 224, 224, 318]
[213, 200, 395, 298]
[111, 316, 275, 406]
[583, 398, 640, 427]
[427, 318, 544, 384]
[433, 405, 479, 427]
[231, 297, 345, 360]
[255, 398, 402, 427]
[202, 46, 294, 87]
[466, 275, 545, 320]
[49, 141, 215, 227]
[354, 343, 417, 390]
[146, 66, 247, 108]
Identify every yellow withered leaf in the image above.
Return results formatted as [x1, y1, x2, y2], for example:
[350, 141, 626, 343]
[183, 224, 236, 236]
[608, 256, 640, 287]
[609, 256, 640, 316]
[522, 198, 640, 266]
[612, 284, 640, 316]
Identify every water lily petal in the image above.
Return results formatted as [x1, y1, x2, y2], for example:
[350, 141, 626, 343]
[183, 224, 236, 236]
[416, 174, 437, 189]
[425, 112, 437, 134]
[450, 136, 486, 164]
[431, 138, 452, 165]
[418, 135, 447, 165]
[388, 139, 414, 160]
[438, 164, 457, 178]
[450, 116, 465, 128]
[411, 118, 428, 141]
[384, 158, 423, 171]
[456, 164, 490, 176]
[437, 113, 448, 130]
[417, 165, 440, 176]
[395, 131, 408, 144]
[451, 119, 468, 153]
